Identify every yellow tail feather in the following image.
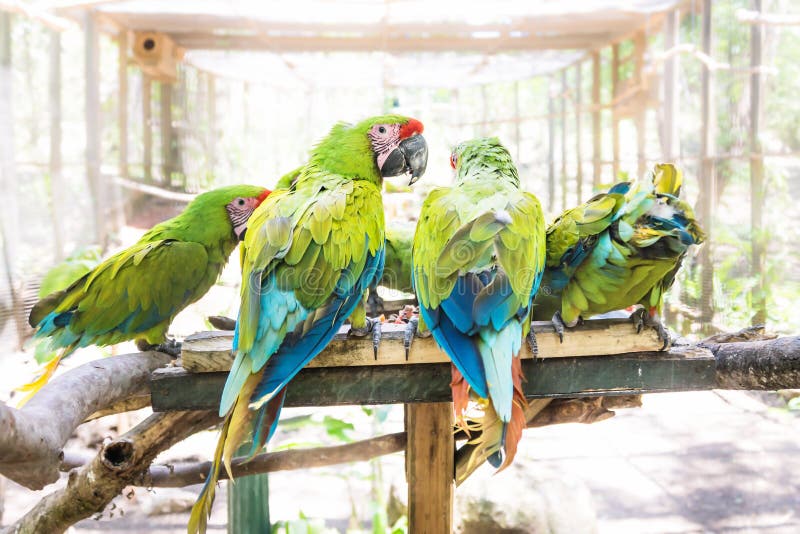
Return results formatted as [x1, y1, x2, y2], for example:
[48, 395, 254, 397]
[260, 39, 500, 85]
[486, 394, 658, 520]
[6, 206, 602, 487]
[188, 417, 230, 534]
[15, 353, 64, 407]
[189, 370, 263, 534]
[222, 373, 260, 480]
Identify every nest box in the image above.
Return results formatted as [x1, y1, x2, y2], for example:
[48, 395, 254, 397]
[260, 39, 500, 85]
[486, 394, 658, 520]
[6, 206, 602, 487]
[132, 32, 183, 83]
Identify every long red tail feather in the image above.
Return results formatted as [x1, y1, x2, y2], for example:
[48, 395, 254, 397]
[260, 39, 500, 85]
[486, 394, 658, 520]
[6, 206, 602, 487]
[450, 364, 471, 435]
[498, 356, 528, 471]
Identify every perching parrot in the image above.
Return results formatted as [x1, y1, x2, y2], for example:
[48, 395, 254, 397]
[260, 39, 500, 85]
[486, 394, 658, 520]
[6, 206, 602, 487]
[379, 226, 415, 294]
[275, 167, 416, 353]
[188, 115, 428, 534]
[22, 185, 270, 405]
[411, 137, 546, 470]
[533, 163, 705, 348]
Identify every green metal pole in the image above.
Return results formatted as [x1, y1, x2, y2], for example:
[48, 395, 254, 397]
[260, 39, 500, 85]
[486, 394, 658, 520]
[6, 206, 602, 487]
[227, 445, 270, 534]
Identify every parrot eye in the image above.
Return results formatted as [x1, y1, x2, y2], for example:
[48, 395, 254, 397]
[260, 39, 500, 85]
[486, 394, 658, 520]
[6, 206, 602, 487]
[237, 198, 245, 207]
[378, 126, 386, 134]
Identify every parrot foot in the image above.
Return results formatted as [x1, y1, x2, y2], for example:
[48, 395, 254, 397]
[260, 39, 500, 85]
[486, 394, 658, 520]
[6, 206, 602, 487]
[143, 338, 182, 358]
[551, 312, 568, 344]
[348, 317, 382, 360]
[366, 289, 385, 316]
[527, 330, 539, 360]
[630, 307, 647, 334]
[403, 315, 431, 360]
[630, 308, 672, 350]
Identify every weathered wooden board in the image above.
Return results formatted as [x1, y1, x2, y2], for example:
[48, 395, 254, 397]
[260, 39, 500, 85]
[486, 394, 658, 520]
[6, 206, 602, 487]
[181, 318, 664, 373]
[151, 347, 715, 412]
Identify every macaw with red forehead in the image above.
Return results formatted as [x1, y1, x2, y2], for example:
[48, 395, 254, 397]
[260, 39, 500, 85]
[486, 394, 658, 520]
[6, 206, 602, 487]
[189, 115, 428, 534]
[23, 185, 270, 405]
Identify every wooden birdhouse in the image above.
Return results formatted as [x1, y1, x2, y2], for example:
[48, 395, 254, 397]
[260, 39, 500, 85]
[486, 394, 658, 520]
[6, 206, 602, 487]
[132, 32, 182, 83]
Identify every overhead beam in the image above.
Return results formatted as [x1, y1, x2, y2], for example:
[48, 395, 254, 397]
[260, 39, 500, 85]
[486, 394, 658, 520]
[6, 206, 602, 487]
[171, 33, 612, 52]
[96, 12, 653, 37]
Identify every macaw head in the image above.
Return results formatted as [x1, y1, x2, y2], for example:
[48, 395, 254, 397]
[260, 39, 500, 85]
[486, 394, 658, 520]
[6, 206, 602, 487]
[450, 137, 519, 187]
[189, 185, 270, 241]
[310, 115, 428, 186]
[651, 163, 683, 197]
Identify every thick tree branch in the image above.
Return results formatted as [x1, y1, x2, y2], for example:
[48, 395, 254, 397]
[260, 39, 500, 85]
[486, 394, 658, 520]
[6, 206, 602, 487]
[0, 351, 171, 489]
[143, 431, 408, 488]
[6, 410, 219, 534]
[706, 336, 800, 390]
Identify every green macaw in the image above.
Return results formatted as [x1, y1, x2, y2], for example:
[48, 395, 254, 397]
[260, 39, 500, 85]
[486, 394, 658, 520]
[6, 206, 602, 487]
[411, 137, 546, 470]
[273, 165, 415, 352]
[533, 163, 705, 347]
[361, 225, 415, 318]
[381, 227, 415, 294]
[274, 165, 303, 190]
[23, 185, 270, 405]
[188, 115, 428, 534]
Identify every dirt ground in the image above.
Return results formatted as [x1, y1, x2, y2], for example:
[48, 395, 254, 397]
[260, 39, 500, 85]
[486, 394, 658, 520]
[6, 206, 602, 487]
[2, 387, 799, 533]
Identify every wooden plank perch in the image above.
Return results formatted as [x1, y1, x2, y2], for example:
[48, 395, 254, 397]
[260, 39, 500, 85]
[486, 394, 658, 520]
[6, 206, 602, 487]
[152, 347, 716, 411]
[181, 318, 665, 372]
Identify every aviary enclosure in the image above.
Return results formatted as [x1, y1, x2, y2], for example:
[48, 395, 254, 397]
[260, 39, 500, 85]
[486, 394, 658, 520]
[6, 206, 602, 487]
[0, 1, 798, 533]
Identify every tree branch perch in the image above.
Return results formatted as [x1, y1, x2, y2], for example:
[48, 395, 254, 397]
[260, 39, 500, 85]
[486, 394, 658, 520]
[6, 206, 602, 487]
[0, 351, 171, 489]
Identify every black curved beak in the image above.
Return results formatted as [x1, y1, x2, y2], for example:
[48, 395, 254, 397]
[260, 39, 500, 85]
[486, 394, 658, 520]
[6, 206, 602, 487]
[380, 134, 428, 185]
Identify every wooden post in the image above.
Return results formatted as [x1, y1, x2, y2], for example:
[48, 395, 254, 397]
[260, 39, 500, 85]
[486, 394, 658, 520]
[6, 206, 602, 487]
[0, 10, 25, 347]
[160, 81, 173, 184]
[662, 9, 680, 161]
[142, 74, 152, 182]
[514, 80, 521, 163]
[591, 51, 601, 191]
[481, 84, 488, 135]
[662, 9, 680, 328]
[633, 31, 647, 179]
[560, 69, 568, 211]
[611, 43, 621, 180]
[750, 0, 766, 325]
[227, 446, 270, 534]
[84, 11, 106, 247]
[207, 73, 216, 178]
[117, 29, 128, 179]
[406, 402, 454, 534]
[575, 63, 583, 203]
[49, 29, 65, 261]
[547, 77, 556, 212]
[699, 0, 716, 330]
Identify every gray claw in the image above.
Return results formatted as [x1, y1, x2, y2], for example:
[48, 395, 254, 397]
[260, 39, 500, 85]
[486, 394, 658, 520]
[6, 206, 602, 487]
[527, 330, 539, 360]
[371, 319, 382, 360]
[630, 308, 646, 334]
[154, 338, 182, 358]
[647, 317, 671, 351]
[404, 316, 418, 361]
[551, 312, 566, 344]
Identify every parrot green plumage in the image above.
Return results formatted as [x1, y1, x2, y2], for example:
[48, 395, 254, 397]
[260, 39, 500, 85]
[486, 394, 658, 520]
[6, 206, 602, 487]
[533, 163, 705, 345]
[274, 165, 303, 190]
[22, 185, 270, 405]
[188, 116, 428, 534]
[412, 137, 546, 470]
[382, 227, 415, 294]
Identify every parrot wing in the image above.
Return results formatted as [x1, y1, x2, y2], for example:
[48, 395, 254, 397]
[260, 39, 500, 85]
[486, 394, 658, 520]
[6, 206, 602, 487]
[30, 239, 210, 349]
